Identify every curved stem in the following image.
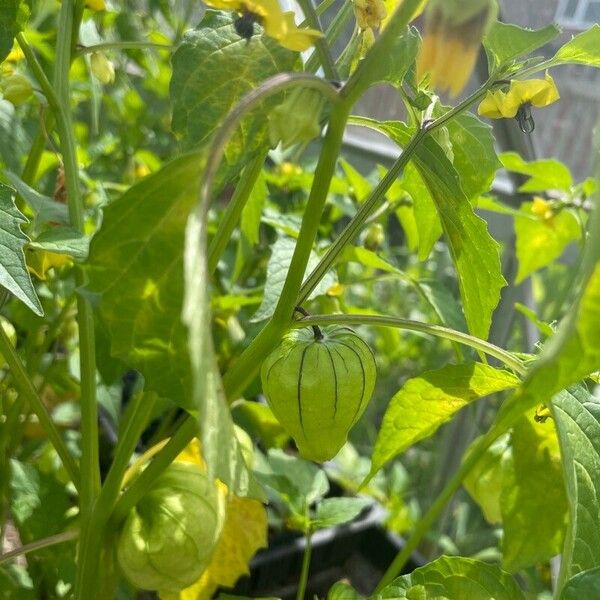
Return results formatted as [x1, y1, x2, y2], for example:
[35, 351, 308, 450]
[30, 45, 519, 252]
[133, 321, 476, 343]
[0, 530, 79, 565]
[294, 314, 526, 375]
[199, 73, 339, 220]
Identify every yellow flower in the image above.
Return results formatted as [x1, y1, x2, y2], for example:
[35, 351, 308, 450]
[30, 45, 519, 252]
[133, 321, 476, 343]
[354, 0, 387, 31]
[203, 0, 322, 51]
[26, 249, 73, 280]
[417, 0, 498, 97]
[85, 0, 106, 10]
[531, 196, 554, 222]
[478, 73, 560, 119]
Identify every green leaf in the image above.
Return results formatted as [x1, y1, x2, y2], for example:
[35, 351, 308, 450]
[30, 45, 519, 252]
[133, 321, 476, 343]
[500, 414, 567, 571]
[0, 183, 42, 315]
[251, 236, 337, 322]
[240, 169, 267, 246]
[170, 10, 297, 161]
[445, 112, 500, 200]
[561, 567, 600, 599]
[464, 435, 510, 524]
[340, 159, 372, 202]
[367, 363, 519, 481]
[327, 581, 364, 600]
[0, 0, 28, 63]
[87, 153, 202, 407]
[4, 171, 69, 229]
[28, 228, 90, 260]
[9, 459, 71, 542]
[231, 400, 290, 449]
[514, 302, 555, 337]
[313, 497, 371, 528]
[551, 386, 600, 587]
[255, 449, 329, 513]
[553, 24, 600, 68]
[416, 279, 467, 334]
[379, 555, 525, 600]
[514, 203, 581, 283]
[500, 151, 573, 192]
[484, 22, 560, 70]
[400, 161, 442, 260]
[351, 117, 506, 339]
[0, 564, 35, 600]
[338, 246, 403, 275]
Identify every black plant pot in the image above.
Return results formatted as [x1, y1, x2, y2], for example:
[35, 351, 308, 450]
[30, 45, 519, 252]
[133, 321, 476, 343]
[231, 505, 424, 599]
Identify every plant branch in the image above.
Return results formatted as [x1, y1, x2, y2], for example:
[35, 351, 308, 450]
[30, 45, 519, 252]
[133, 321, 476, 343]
[296, 0, 338, 80]
[296, 528, 313, 600]
[294, 314, 526, 375]
[0, 530, 79, 565]
[0, 324, 80, 487]
[77, 41, 174, 55]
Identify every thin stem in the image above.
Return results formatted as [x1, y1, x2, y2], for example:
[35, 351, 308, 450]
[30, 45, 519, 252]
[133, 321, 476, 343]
[54, 2, 101, 517]
[296, 529, 313, 600]
[208, 150, 267, 274]
[0, 530, 79, 565]
[306, 1, 353, 73]
[0, 320, 80, 486]
[294, 314, 526, 375]
[77, 41, 174, 55]
[296, 0, 338, 80]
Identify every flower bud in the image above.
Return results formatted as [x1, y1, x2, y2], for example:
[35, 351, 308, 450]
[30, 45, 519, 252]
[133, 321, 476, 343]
[90, 52, 115, 84]
[364, 223, 385, 251]
[0, 73, 33, 105]
[268, 87, 326, 149]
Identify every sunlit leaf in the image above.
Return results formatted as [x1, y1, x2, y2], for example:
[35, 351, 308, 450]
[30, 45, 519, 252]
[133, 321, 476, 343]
[553, 24, 600, 68]
[367, 363, 519, 482]
[552, 386, 600, 588]
[500, 151, 573, 192]
[514, 202, 581, 283]
[500, 413, 567, 571]
[484, 22, 560, 70]
[378, 555, 525, 599]
[170, 11, 296, 163]
[0, 183, 42, 315]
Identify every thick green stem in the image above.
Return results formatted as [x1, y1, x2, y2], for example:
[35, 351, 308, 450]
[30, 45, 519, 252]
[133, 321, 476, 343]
[295, 314, 526, 375]
[0, 322, 80, 487]
[208, 151, 267, 274]
[53, 2, 101, 518]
